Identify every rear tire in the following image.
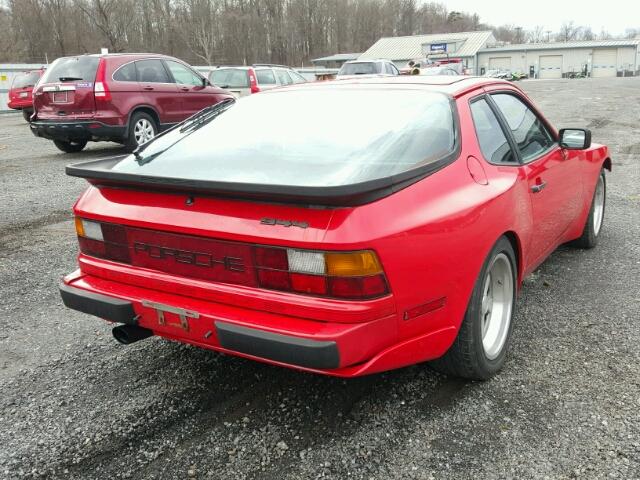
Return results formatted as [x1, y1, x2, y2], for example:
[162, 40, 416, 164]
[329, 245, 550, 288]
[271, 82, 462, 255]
[430, 236, 517, 380]
[125, 112, 158, 152]
[53, 139, 87, 153]
[570, 169, 606, 249]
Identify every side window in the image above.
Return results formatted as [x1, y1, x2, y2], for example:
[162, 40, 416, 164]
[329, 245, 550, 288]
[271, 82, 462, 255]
[470, 98, 516, 164]
[492, 93, 555, 162]
[275, 69, 293, 85]
[288, 70, 307, 84]
[136, 59, 171, 83]
[255, 69, 277, 85]
[165, 60, 202, 86]
[389, 64, 399, 75]
[113, 62, 137, 82]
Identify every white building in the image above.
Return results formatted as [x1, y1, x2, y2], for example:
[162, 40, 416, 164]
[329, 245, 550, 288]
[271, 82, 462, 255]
[359, 31, 496, 73]
[478, 40, 640, 78]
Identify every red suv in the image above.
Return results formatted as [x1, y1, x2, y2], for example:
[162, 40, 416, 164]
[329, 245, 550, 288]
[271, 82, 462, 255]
[30, 54, 232, 153]
[8, 69, 44, 121]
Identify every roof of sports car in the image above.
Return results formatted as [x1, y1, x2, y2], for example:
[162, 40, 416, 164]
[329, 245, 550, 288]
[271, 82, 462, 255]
[280, 75, 510, 96]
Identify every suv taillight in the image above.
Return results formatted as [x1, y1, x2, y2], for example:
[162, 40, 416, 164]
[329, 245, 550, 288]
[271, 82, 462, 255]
[248, 68, 260, 94]
[94, 58, 111, 102]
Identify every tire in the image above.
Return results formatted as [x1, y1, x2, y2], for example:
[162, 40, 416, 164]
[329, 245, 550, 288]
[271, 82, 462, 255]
[22, 109, 33, 122]
[430, 236, 517, 380]
[570, 169, 606, 249]
[125, 112, 158, 151]
[53, 139, 87, 153]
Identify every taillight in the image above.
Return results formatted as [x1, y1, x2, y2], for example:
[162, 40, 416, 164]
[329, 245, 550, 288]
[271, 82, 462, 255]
[253, 246, 389, 300]
[94, 58, 111, 102]
[248, 68, 260, 94]
[75, 218, 130, 264]
[74, 218, 389, 300]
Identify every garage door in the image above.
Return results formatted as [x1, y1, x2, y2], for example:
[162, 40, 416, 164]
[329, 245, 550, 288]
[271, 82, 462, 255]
[592, 49, 617, 77]
[539, 55, 563, 79]
[489, 57, 512, 70]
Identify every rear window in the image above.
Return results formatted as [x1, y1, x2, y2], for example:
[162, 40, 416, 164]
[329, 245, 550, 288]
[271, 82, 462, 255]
[12, 71, 41, 88]
[210, 68, 250, 88]
[338, 62, 380, 75]
[40, 57, 100, 83]
[112, 89, 456, 188]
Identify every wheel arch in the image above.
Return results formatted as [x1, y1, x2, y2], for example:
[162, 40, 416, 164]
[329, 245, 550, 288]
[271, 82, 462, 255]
[502, 230, 523, 288]
[127, 105, 161, 130]
[602, 157, 612, 171]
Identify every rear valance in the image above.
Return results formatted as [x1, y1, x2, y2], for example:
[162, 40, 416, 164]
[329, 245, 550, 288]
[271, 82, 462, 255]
[65, 154, 457, 207]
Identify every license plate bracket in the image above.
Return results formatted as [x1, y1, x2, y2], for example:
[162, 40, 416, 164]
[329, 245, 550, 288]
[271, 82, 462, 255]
[141, 300, 199, 332]
[52, 91, 68, 103]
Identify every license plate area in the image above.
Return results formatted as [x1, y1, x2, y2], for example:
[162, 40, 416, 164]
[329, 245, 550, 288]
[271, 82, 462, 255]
[19, 91, 29, 98]
[142, 300, 199, 332]
[52, 91, 68, 103]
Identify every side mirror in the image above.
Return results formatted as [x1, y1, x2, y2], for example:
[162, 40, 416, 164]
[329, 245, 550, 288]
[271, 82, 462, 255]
[559, 128, 591, 150]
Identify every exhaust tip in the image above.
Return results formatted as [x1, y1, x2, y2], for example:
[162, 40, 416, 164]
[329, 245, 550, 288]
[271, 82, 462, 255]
[112, 325, 153, 345]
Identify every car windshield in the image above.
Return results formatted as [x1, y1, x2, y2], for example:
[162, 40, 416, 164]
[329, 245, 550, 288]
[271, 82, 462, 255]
[12, 71, 41, 88]
[112, 88, 456, 187]
[210, 68, 250, 88]
[338, 62, 380, 75]
[40, 56, 100, 83]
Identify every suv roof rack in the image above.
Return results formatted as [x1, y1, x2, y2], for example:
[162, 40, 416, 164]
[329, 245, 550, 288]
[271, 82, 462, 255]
[253, 64, 290, 68]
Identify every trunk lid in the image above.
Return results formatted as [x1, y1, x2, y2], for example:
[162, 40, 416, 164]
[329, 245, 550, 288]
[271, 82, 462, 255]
[34, 56, 99, 118]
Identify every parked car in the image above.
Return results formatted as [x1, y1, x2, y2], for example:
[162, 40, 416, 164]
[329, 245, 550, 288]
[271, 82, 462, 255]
[337, 59, 400, 77]
[7, 69, 44, 122]
[60, 76, 609, 380]
[30, 53, 232, 153]
[420, 66, 459, 76]
[209, 65, 307, 98]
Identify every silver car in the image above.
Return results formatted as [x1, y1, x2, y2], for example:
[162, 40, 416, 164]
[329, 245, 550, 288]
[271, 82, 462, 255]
[337, 60, 400, 77]
[209, 65, 307, 98]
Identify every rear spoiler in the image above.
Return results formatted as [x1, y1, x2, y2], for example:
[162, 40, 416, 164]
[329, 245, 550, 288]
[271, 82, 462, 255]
[66, 154, 456, 207]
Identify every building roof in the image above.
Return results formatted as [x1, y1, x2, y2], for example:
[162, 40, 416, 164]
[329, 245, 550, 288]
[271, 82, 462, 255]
[359, 31, 496, 61]
[480, 39, 640, 53]
[311, 53, 362, 63]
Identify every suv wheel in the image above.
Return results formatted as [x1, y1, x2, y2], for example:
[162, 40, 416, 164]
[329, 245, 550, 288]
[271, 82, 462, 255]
[53, 139, 87, 153]
[127, 112, 158, 151]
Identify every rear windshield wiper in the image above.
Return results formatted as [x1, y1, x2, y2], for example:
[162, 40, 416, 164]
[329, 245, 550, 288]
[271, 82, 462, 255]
[179, 98, 235, 134]
[58, 76, 83, 82]
[133, 98, 236, 165]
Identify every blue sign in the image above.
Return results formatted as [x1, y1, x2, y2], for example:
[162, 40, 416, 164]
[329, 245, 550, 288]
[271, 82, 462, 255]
[430, 43, 447, 52]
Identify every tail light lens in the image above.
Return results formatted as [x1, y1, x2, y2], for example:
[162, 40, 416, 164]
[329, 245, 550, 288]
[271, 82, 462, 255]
[254, 246, 389, 299]
[94, 58, 111, 102]
[248, 68, 260, 94]
[75, 218, 130, 264]
[74, 218, 389, 300]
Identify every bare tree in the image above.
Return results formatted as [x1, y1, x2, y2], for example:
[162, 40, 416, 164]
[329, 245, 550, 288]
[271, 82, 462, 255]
[527, 25, 545, 43]
[559, 21, 581, 42]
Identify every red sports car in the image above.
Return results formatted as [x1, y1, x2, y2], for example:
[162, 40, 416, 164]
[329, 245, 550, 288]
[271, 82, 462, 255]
[60, 76, 610, 379]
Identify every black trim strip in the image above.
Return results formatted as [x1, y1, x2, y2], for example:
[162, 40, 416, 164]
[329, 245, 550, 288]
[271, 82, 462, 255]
[215, 321, 340, 369]
[59, 282, 138, 325]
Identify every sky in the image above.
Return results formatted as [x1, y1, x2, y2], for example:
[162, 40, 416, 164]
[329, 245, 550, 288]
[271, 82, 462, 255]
[444, 0, 640, 35]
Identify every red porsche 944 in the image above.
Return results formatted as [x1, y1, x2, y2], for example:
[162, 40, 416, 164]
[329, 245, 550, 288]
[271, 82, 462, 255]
[60, 76, 610, 379]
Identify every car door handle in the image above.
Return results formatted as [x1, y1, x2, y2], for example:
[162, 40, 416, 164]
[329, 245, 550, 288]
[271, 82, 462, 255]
[531, 181, 547, 193]
[179, 86, 189, 92]
[143, 86, 154, 91]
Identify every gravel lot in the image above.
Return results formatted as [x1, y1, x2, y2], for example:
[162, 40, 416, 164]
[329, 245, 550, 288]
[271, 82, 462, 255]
[1, 78, 639, 480]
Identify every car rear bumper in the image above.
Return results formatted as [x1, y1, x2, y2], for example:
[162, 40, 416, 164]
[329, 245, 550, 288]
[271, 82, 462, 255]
[7, 99, 32, 110]
[30, 120, 126, 142]
[59, 271, 401, 376]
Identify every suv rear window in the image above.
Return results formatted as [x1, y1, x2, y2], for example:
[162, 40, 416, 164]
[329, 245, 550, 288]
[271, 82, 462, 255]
[112, 89, 456, 188]
[40, 57, 100, 83]
[338, 62, 380, 75]
[210, 68, 250, 88]
[12, 71, 41, 88]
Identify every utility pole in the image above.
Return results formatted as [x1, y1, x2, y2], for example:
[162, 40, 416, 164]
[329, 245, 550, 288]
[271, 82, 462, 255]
[546, 30, 552, 42]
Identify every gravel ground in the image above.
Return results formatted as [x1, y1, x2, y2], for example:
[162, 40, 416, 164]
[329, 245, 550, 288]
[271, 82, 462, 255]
[0, 77, 639, 480]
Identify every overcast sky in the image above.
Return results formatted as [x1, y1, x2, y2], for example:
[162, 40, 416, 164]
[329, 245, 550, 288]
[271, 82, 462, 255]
[444, 0, 640, 35]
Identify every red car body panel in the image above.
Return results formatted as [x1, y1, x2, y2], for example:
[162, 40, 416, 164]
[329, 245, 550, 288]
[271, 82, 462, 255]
[61, 76, 610, 376]
[7, 69, 44, 111]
